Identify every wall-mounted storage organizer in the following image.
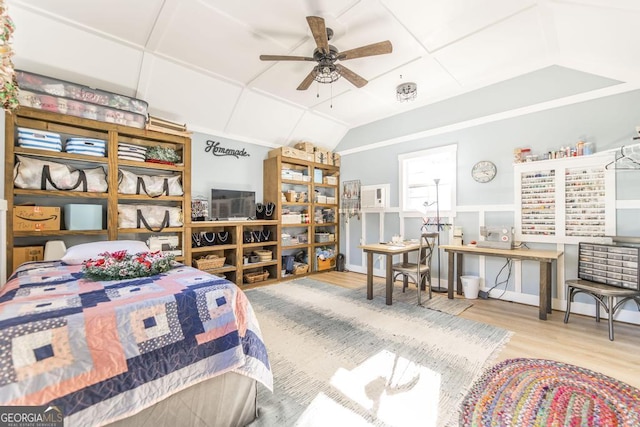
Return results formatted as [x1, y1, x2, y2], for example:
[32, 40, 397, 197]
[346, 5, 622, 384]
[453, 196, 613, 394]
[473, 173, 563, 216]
[514, 154, 616, 244]
[578, 242, 639, 290]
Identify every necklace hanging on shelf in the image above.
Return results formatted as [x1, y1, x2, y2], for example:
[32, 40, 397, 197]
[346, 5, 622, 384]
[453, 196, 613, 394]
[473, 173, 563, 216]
[192, 233, 202, 248]
[256, 203, 265, 219]
[203, 232, 216, 246]
[217, 232, 229, 244]
[265, 202, 275, 218]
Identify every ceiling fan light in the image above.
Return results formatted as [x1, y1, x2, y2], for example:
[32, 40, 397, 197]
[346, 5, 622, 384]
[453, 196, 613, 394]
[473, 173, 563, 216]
[313, 64, 341, 84]
[396, 82, 417, 102]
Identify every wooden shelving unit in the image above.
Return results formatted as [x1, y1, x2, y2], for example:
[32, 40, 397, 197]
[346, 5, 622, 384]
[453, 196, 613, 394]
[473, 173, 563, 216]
[263, 155, 340, 278]
[189, 220, 279, 287]
[5, 107, 191, 272]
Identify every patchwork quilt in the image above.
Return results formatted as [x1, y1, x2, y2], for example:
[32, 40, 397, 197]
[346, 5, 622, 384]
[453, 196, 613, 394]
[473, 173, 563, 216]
[0, 261, 273, 426]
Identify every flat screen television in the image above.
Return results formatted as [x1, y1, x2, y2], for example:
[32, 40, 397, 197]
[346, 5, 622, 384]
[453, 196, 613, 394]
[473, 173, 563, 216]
[210, 189, 255, 220]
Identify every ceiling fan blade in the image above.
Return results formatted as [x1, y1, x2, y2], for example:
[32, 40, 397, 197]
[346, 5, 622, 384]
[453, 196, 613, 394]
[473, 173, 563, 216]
[306, 16, 329, 55]
[335, 64, 367, 88]
[260, 55, 315, 61]
[337, 40, 393, 61]
[297, 70, 316, 91]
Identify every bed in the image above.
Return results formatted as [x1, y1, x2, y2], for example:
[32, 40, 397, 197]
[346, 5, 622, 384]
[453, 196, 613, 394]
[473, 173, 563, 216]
[0, 254, 273, 426]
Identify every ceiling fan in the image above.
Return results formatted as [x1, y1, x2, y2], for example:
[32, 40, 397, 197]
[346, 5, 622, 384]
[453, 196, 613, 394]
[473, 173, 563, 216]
[260, 16, 393, 90]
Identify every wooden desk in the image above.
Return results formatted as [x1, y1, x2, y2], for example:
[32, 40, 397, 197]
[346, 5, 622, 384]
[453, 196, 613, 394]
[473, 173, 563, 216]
[440, 245, 563, 320]
[359, 242, 420, 305]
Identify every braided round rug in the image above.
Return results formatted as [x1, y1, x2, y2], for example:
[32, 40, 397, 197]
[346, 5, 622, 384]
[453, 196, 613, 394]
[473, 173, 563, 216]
[460, 358, 640, 427]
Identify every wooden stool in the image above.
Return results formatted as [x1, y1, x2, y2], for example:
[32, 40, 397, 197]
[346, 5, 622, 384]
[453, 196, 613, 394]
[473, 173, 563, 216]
[564, 279, 640, 341]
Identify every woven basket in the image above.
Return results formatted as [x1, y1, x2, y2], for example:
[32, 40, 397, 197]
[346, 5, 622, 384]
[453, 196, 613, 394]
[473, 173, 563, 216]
[254, 250, 272, 262]
[244, 270, 269, 284]
[193, 255, 225, 270]
[293, 263, 309, 275]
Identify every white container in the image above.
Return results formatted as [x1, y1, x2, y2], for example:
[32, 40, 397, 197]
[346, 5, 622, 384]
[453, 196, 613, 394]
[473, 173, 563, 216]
[461, 275, 480, 299]
[64, 204, 103, 230]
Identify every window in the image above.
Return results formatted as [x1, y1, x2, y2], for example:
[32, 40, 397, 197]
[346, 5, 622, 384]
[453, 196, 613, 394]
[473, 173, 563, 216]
[399, 144, 457, 216]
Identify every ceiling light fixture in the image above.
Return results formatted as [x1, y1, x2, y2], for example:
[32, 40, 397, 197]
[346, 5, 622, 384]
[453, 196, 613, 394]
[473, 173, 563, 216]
[396, 81, 417, 102]
[312, 64, 341, 84]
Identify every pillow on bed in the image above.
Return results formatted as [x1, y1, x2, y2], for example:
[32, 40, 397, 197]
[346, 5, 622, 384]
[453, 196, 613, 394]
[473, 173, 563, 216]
[61, 240, 151, 265]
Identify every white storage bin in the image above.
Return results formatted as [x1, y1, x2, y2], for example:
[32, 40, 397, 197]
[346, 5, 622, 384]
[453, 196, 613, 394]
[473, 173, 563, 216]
[64, 204, 103, 230]
[282, 213, 302, 224]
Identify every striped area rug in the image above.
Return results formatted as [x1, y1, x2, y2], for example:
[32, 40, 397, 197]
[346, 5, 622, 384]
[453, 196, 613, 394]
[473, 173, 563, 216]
[358, 281, 474, 315]
[460, 358, 640, 426]
[245, 278, 511, 427]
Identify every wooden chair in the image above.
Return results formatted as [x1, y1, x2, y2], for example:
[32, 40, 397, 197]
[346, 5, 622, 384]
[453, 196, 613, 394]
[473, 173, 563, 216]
[392, 232, 438, 305]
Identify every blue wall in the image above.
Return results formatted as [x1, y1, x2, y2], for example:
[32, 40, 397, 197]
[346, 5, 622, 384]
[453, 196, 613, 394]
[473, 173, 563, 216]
[338, 89, 640, 300]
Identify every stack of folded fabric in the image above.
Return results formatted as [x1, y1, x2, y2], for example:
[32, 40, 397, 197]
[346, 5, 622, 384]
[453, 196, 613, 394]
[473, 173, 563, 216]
[118, 142, 147, 162]
[65, 138, 106, 156]
[17, 127, 62, 152]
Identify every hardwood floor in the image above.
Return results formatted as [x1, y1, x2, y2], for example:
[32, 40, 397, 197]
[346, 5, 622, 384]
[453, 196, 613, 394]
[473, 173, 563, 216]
[310, 271, 640, 389]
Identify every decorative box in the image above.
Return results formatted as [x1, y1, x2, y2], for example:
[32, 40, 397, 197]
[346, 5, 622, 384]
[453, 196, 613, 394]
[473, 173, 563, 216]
[268, 146, 314, 161]
[323, 176, 338, 185]
[64, 204, 103, 230]
[314, 149, 330, 165]
[293, 141, 315, 153]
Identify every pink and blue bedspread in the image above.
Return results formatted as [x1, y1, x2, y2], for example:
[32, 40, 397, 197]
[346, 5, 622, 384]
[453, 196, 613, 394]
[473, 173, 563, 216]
[0, 261, 273, 425]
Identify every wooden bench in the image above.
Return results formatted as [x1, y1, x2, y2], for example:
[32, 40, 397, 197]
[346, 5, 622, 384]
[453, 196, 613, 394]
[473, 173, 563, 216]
[564, 279, 640, 341]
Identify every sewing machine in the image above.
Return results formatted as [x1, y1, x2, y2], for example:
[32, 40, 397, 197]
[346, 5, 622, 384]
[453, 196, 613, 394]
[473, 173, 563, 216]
[147, 236, 182, 256]
[477, 226, 515, 250]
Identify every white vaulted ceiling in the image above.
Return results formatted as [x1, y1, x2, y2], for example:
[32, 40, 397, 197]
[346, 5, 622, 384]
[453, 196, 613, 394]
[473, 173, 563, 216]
[7, 0, 640, 151]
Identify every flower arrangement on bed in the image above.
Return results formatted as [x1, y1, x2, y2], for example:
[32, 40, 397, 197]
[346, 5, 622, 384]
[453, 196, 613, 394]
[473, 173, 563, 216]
[0, 240, 273, 426]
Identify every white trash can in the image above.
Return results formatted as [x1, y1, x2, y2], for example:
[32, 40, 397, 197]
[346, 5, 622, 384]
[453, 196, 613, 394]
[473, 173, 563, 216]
[460, 276, 480, 299]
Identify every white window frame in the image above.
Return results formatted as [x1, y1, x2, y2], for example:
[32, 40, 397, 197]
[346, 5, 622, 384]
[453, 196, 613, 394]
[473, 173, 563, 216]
[398, 143, 457, 218]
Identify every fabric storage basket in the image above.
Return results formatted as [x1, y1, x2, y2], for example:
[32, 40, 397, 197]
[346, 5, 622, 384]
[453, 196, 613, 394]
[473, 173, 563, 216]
[117, 204, 183, 231]
[14, 155, 108, 193]
[64, 138, 106, 157]
[118, 169, 183, 197]
[17, 127, 62, 152]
